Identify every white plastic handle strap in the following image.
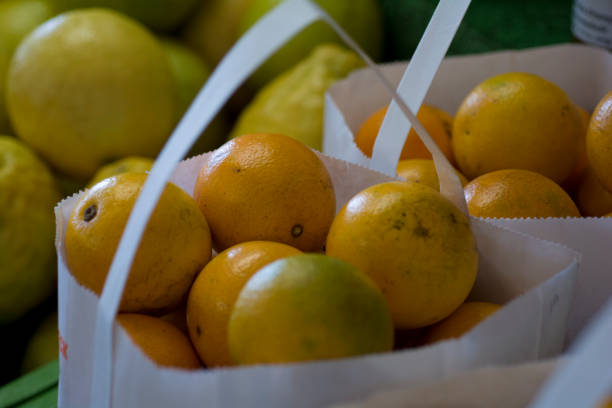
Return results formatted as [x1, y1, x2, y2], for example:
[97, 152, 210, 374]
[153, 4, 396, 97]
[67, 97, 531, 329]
[528, 300, 612, 408]
[371, 0, 471, 215]
[90, 1, 321, 406]
[89, 0, 452, 406]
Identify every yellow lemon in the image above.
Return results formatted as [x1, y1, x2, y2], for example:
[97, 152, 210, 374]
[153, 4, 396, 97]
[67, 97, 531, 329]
[7, 9, 177, 180]
[0, 136, 59, 323]
[87, 157, 153, 188]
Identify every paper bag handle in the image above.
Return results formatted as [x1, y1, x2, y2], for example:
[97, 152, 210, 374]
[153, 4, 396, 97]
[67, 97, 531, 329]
[528, 300, 612, 408]
[370, 0, 471, 215]
[89, 1, 461, 406]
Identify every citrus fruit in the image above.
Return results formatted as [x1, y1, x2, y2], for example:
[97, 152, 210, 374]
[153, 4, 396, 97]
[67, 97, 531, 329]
[117, 314, 201, 369]
[48, 0, 200, 31]
[587, 90, 612, 193]
[423, 301, 501, 344]
[355, 104, 454, 163]
[160, 38, 229, 156]
[87, 157, 153, 188]
[326, 181, 478, 329]
[182, 0, 254, 68]
[464, 169, 580, 219]
[160, 305, 188, 336]
[0, 0, 54, 134]
[187, 241, 301, 367]
[65, 173, 212, 313]
[396, 159, 468, 191]
[7, 9, 177, 180]
[228, 254, 393, 365]
[239, 0, 382, 89]
[0, 137, 59, 324]
[230, 44, 363, 150]
[430, 105, 454, 140]
[21, 312, 58, 373]
[193, 133, 335, 252]
[563, 105, 590, 192]
[452, 72, 583, 184]
[576, 168, 612, 217]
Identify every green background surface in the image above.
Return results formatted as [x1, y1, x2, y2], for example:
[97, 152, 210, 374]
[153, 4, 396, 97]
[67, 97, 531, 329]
[381, 0, 574, 61]
[0, 0, 578, 405]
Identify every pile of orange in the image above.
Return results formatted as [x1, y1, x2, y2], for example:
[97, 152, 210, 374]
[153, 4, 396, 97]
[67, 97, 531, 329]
[357, 72, 612, 220]
[64, 131, 493, 370]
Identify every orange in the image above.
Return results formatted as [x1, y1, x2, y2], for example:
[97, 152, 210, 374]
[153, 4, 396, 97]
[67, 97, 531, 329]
[600, 396, 612, 408]
[228, 254, 393, 365]
[354, 104, 454, 162]
[326, 182, 478, 329]
[423, 301, 501, 344]
[160, 305, 188, 336]
[587, 90, 612, 193]
[576, 168, 612, 217]
[430, 105, 454, 140]
[465, 169, 580, 219]
[193, 133, 335, 252]
[117, 314, 201, 369]
[396, 159, 468, 191]
[453, 72, 582, 184]
[187, 241, 301, 367]
[65, 173, 212, 313]
[563, 106, 591, 192]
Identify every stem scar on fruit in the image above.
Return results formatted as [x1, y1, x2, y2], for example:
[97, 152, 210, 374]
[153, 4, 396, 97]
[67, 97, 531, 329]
[291, 224, 303, 238]
[84, 204, 97, 222]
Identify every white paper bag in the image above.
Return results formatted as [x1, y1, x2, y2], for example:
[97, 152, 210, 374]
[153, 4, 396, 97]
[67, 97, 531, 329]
[324, 43, 612, 344]
[55, 1, 580, 407]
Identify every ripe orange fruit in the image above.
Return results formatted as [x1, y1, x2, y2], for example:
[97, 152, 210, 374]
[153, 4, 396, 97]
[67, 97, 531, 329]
[354, 104, 454, 162]
[429, 105, 454, 140]
[576, 168, 612, 217]
[117, 314, 201, 369]
[465, 169, 580, 219]
[65, 173, 212, 313]
[563, 106, 590, 192]
[423, 301, 501, 344]
[228, 254, 393, 365]
[160, 305, 188, 336]
[326, 182, 478, 329]
[396, 159, 468, 191]
[587, 90, 612, 193]
[187, 241, 301, 367]
[193, 133, 335, 252]
[453, 72, 582, 184]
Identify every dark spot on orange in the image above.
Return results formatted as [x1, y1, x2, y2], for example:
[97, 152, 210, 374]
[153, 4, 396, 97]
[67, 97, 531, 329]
[291, 224, 303, 238]
[414, 225, 429, 238]
[196, 325, 202, 337]
[84, 205, 97, 222]
[449, 213, 457, 224]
